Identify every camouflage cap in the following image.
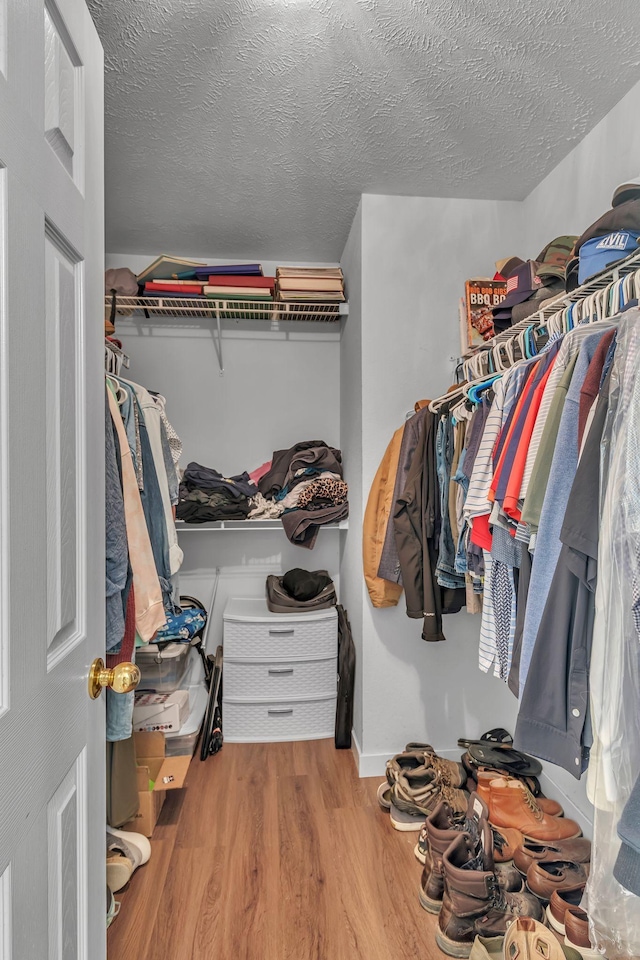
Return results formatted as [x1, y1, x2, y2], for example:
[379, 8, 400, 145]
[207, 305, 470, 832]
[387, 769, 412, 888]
[535, 235, 578, 280]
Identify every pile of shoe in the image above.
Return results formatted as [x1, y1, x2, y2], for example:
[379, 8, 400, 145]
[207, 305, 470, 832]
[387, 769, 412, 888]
[377, 742, 469, 832]
[106, 825, 151, 926]
[379, 729, 596, 959]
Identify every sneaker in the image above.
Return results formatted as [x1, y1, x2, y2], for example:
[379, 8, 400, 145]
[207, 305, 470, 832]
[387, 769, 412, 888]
[414, 820, 429, 863]
[106, 886, 121, 928]
[391, 770, 440, 818]
[385, 752, 431, 788]
[426, 754, 468, 789]
[107, 825, 151, 868]
[377, 781, 392, 810]
[107, 854, 134, 893]
[389, 801, 425, 832]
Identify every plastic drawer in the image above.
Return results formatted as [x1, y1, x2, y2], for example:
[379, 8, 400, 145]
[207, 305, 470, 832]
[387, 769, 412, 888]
[222, 695, 337, 743]
[223, 617, 337, 662]
[223, 657, 336, 701]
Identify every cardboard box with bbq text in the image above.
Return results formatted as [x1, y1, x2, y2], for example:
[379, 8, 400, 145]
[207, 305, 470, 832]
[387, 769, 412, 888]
[122, 731, 190, 837]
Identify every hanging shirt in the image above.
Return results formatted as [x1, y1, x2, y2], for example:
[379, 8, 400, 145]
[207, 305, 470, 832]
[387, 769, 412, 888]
[517, 328, 615, 693]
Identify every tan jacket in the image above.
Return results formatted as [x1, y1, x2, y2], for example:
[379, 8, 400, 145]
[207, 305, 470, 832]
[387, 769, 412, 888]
[362, 426, 404, 608]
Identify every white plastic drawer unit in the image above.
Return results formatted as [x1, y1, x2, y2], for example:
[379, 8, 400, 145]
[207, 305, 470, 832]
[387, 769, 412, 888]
[223, 598, 338, 662]
[223, 657, 337, 701]
[223, 696, 337, 743]
[222, 597, 338, 743]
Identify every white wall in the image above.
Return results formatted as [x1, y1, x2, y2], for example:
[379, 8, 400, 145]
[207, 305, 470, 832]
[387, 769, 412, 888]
[339, 202, 364, 747]
[107, 253, 344, 649]
[349, 194, 524, 774]
[521, 78, 640, 257]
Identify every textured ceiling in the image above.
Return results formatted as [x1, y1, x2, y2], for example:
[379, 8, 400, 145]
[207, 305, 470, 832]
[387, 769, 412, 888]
[89, 0, 640, 262]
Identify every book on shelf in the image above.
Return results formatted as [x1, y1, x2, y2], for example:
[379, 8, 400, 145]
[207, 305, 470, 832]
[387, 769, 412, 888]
[196, 264, 263, 278]
[151, 278, 205, 286]
[207, 275, 275, 289]
[203, 286, 273, 300]
[277, 277, 344, 292]
[464, 279, 505, 348]
[136, 255, 205, 284]
[277, 290, 345, 302]
[276, 266, 343, 279]
[145, 281, 203, 294]
[143, 290, 206, 299]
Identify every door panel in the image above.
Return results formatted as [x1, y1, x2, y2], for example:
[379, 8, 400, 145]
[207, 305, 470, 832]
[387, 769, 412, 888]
[45, 226, 81, 664]
[48, 753, 86, 960]
[0, 1, 104, 957]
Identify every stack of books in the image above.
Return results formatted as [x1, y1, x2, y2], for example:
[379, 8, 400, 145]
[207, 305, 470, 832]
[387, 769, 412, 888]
[275, 267, 345, 302]
[137, 258, 275, 303]
[202, 265, 274, 303]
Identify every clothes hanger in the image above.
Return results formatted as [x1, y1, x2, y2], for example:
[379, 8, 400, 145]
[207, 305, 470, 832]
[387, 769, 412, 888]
[105, 374, 128, 405]
[465, 374, 502, 404]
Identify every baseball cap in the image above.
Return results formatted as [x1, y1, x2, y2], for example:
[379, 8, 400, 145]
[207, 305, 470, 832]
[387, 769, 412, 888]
[493, 260, 540, 313]
[578, 231, 640, 285]
[612, 183, 640, 208]
[495, 256, 525, 279]
[536, 235, 578, 280]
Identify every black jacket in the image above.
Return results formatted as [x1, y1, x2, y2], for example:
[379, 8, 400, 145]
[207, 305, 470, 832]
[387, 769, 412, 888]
[393, 410, 463, 641]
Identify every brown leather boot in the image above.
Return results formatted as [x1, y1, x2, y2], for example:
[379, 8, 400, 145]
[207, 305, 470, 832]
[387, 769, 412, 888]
[476, 769, 564, 817]
[488, 779, 582, 842]
[436, 822, 543, 958]
[420, 796, 522, 914]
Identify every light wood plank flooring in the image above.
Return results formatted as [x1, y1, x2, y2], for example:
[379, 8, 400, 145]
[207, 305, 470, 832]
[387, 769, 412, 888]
[107, 739, 444, 960]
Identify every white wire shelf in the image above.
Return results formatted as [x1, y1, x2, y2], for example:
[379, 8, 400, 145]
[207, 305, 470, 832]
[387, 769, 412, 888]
[175, 518, 349, 532]
[107, 295, 347, 323]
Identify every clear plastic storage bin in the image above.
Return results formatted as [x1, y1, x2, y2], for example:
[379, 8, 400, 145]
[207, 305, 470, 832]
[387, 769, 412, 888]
[137, 642, 192, 693]
[164, 682, 208, 757]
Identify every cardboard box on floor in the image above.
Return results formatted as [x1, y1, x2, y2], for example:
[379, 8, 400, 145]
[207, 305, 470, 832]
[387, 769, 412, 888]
[122, 731, 191, 838]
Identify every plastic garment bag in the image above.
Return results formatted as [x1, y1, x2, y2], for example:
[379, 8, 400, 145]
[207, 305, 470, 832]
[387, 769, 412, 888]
[586, 308, 640, 956]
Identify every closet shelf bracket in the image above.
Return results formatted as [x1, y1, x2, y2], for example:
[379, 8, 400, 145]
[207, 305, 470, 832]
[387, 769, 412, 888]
[212, 310, 224, 375]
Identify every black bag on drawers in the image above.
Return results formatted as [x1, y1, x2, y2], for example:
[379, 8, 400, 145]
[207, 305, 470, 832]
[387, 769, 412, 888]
[335, 604, 355, 749]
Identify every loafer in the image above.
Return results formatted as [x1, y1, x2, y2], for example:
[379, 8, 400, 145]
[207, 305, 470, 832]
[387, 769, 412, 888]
[564, 906, 600, 960]
[546, 885, 586, 935]
[514, 838, 591, 876]
[526, 860, 589, 902]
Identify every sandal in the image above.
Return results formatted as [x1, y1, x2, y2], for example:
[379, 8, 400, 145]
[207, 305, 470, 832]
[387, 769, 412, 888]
[465, 742, 542, 778]
[457, 728, 513, 749]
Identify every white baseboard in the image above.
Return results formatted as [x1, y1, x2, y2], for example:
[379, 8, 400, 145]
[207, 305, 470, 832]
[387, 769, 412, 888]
[351, 732, 392, 778]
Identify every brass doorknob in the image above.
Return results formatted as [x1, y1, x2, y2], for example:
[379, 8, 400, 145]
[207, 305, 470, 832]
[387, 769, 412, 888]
[88, 658, 141, 700]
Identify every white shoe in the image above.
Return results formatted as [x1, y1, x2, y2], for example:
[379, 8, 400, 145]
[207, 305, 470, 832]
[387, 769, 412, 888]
[107, 825, 151, 868]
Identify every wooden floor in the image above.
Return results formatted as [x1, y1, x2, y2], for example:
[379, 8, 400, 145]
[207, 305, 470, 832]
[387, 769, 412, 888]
[107, 739, 444, 960]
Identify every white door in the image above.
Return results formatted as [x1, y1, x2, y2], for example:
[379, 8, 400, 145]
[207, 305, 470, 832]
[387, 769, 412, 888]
[0, 0, 105, 957]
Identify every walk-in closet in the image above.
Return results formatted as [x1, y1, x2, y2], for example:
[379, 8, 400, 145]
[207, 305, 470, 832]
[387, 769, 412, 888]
[2, 2, 640, 959]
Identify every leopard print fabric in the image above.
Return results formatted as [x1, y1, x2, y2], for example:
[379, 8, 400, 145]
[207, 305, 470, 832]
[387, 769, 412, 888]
[296, 476, 348, 510]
